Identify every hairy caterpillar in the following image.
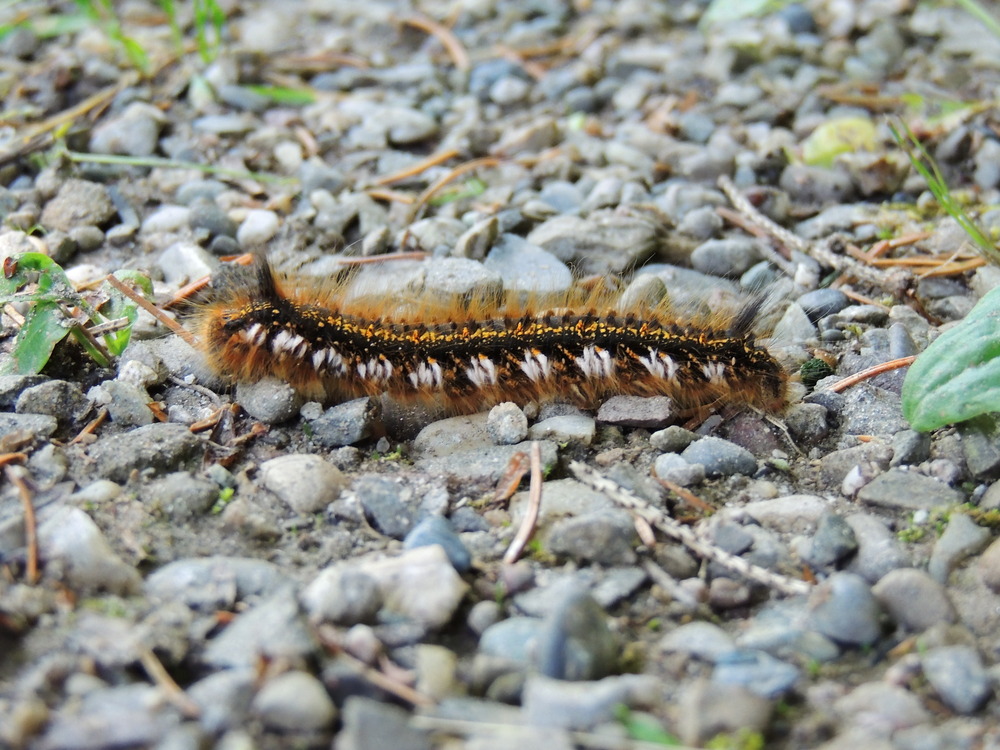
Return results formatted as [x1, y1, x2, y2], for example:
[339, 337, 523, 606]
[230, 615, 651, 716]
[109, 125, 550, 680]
[190, 259, 789, 417]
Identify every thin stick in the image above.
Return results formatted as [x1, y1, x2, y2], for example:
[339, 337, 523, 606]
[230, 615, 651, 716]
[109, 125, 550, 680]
[717, 175, 808, 253]
[826, 356, 917, 393]
[5, 466, 38, 584]
[374, 148, 461, 186]
[105, 275, 198, 348]
[569, 461, 812, 596]
[654, 476, 716, 515]
[0, 453, 27, 468]
[503, 442, 543, 565]
[402, 157, 500, 248]
[402, 14, 470, 70]
[86, 317, 131, 336]
[70, 407, 108, 445]
[137, 647, 201, 719]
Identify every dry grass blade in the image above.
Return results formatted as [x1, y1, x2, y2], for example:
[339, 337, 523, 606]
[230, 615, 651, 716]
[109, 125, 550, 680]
[137, 646, 201, 719]
[402, 14, 470, 70]
[493, 451, 530, 504]
[5, 465, 39, 584]
[70, 407, 109, 445]
[403, 157, 501, 246]
[826, 356, 917, 393]
[374, 148, 461, 186]
[503, 442, 542, 564]
[654, 476, 716, 515]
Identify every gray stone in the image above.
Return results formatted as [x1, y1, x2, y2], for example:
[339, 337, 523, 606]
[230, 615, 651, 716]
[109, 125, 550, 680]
[681, 436, 757, 477]
[977, 536, 1000, 593]
[236, 209, 279, 246]
[187, 669, 256, 735]
[784, 402, 830, 444]
[416, 439, 558, 483]
[16, 380, 88, 428]
[802, 512, 858, 568]
[521, 674, 659, 730]
[798, 288, 850, 320]
[546, 510, 637, 565]
[509, 478, 616, 526]
[525, 212, 659, 276]
[483, 234, 572, 293]
[691, 238, 763, 278]
[676, 681, 773, 747]
[921, 645, 992, 714]
[659, 621, 736, 662]
[145, 472, 218, 520]
[251, 671, 337, 731]
[819, 442, 893, 488]
[37, 506, 141, 595]
[479, 616, 544, 664]
[404, 516, 472, 572]
[527, 414, 596, 445]
[141, 205, 190, 234]
[832, 682, 930, 733]
[653, 452, 705, 486]
[86, 380, 153, 427]
[202, 586, 317, 668]
[156, 241, 216, 286]
[0, 374, 49, 409]
[741, 494, 828, 534]
[959, 415, 1000, 478]
[301, 566, 382, 626]
[596, 395, 675, 428]
[806, 572, 882, 646]
[891, 430, 932, 467]
[928, 513, 991, 583]
[649, 425, 699, 453]
[86, 423, 203, 482]
[90, 102, 163, 157]
[188, 199, 237, 238]
[534, 588, 619, 681]
[335, 697, 431, 750]
[780, 164, 855, 205]
[844, 513, 911, 583]
[234, 379, 303, 424]
[712, 649, 800, 698]
[146, 556, 289, 610]
[308, 397, 380, 447]
[486, 402, 528, 445]
[40, 179, 116, 231]
[259, 454, 348, 514]
[425, 257, 502, 296]
[354, 477, 413, 539]
[839, 383, 908, 436]
[872, 568, 957, 631]
[385, 107, 439, 144]
[857, 469, 964, 511]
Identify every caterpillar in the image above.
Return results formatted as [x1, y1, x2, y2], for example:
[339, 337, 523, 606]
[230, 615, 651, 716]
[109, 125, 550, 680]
[190, 259, 789, 417]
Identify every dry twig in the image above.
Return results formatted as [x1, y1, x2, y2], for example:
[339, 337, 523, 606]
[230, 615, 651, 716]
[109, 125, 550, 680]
[374, 149, 461, 185]
[503, 442, 543, 564]
[569, 461, 812, 596]
[402, 14, 470, 70]
[5, 465, 39, 584]
[137, 646, 201, 719]
[826, 356, 917, 393]
[105, 275, 198, 348]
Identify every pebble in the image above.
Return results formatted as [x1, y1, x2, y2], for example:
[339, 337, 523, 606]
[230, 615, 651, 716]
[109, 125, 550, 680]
[857, 469, 964, 511]
[156, 241, 216, 285]
[478, 616, 544, 664]
[236, 209, 280, 246]
[959, 416, 1000, 478]
[676, 681, 773, 747]
[86, 380, 153, 427]
[306, 397, 381, 447]
[801, 512, 858, 568]
[521, 673, 659, 730]
[680, 436, 758, 478]
[145, 556, 289, 610]
[649, 425, 699, 453]
[486, 402, 528, 445]
[690, 237, 763, 278]
[140, 204, 191, 234]
[483, 234, 572, 293]
[527, 414, 596, 445]
[545, 510, 637, 565]
[533, 586, 619, 681]
[335, 697, 431, 750]
[509, 478, 615, 527]
[927, 513, 991, 583]
[921, 645, 991, 714]
[416, 438, 558, 483]
[188, 198, 237, 238]
[16, 380, 88, 429]
[39, 179, 116, 231]
[832, 682, 930, 734]
[259, 454, 348, 514]
[354, 476, 413, 539]
[596, 395, 675, 429]
[202, 586, 317, 669]
[712, 649, 800, 698]
[798, 288, 850, 320]
[301, 566, 382, 626]
[145, 471, 218, 520]
[784, 402, 830, 445]
[652, 452, 705, 486]
[403, 516, 472, 573]
[806, 572, 882, 646]
[891, 429, 932, 467]
[89, 101, 163, 156]
[85, 423, 204, 482]
[659, 621, 736, 662]
[251, 671, 337, 731]
[844, 513, 911, 583]
[741, 494, 828, 534]
[838, 383, 908, 436]
[37, 506, 141, 595]
[871, 568, 957, 632]
[977, 536, 1000, 593]
[234, 379, 303, 424]
[424, 257, 502, 296]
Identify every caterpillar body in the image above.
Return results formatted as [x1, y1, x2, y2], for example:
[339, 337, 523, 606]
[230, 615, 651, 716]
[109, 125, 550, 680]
[191, 259, 789, 417]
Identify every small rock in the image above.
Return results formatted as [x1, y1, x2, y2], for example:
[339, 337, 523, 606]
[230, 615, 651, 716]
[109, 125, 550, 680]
[307, 397, 381, 447]
[483, 234, 572, 293]
[521, 673, 659, 731]
[839, 383, 908, 436]
[959, 415, 1000, 478]
[187, 669, 256, 735]
[659, 621, 736, 662]
[37, 506, 141, 595]
[649, 425, 698, 453]
[857, 469, 964, 511]
[189, 199, 237, 238]
[818, 442, 893, 487]
[251, 671, 337, 731]
[597, 395, 675, 428]
[872, 568, 957, 632]
[806, 572, 882, 646]
[235, 379, 303, 424]
[844, 513, 911, 583]
[16, 380, 88, 429]
[90, 102, 163, 156]
[927, 513, 991, 583]
[977, 536, 1000, 593]
[478, 616, 545, 664]
[784, 403, 830, 444]
[404, 515, 472, 572]
[832, 682, 929, 733]
[157, 241, 216, 285]
[681, 436, 757, 477]
[146, 556, 289, 610]
[534, 588, 619, 681]
[145, 472, 218, 520]
[86, 380, 153, 427]
[259, 454, 348, 514]
[890, 429, 931, 467]
[798, 288, 850, 320]
[676, 681, 773, 747]
[86, 423, 203, 482]
[236, 209, 280, 246]
[141, 204, 190, 234]
[40, 179, 116, 231]
[301, 567, 382, 626]
[691, 238, 763, 278]
[652, 452, 705, 486]
[708, 577, 752, 610]
[921, 645, 992, 714]
[712, 649, 800, 698]
[801, 512, 858, 568]
[741, 494, 828, 534]
[546, 510, 637, 565]
[354, 476, 413, 539]
[528, 414, 596, 445]
[487, 402, 528, 445]
[335, 697, 431, 750]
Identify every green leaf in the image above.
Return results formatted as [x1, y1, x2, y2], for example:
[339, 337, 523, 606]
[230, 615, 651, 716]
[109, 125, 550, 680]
[99, 270, 151, 356]
[243, 84, 316, 106]
[902, 285, 1000, 431]
[613, 705, 681, 746]
[0, 301, 72, 375]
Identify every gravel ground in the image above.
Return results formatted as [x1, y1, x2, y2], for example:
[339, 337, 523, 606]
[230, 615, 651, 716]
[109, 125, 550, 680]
[2, 1, 1000, 748]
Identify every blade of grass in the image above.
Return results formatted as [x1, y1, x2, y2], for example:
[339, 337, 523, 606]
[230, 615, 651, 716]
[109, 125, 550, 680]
[952, 0, 1000, 39]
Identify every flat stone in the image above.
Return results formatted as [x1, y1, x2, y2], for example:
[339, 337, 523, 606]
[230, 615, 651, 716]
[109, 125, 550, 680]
[872, 568, 957, 632]
[857, 469, 964, 511]
[259, 454, 348, 514]
[596, 395, 675, 429]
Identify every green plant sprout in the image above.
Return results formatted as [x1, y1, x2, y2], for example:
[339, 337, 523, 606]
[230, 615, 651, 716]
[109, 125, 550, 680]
[0, 253, 151, 375]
